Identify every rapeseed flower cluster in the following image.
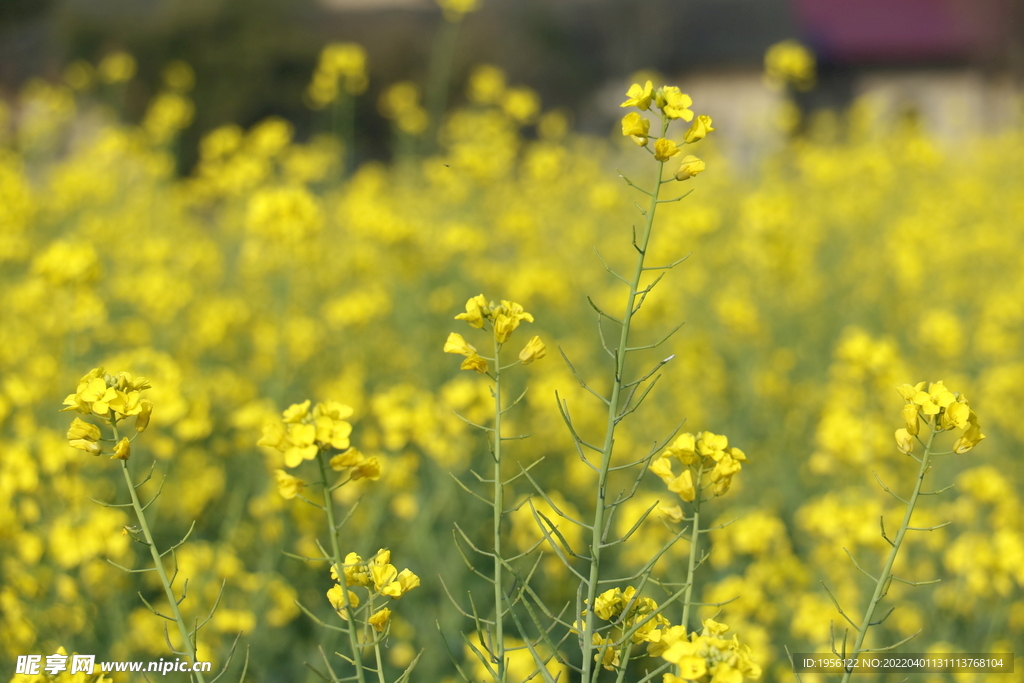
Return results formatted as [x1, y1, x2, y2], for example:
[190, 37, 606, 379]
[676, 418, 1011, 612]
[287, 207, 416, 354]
[328, 550, 420, 632]
[306, 42, 369, 108]
[620, 80, 711, 181]
[651, 432, 746, 502]
[579, 586, 671, 670]
[62, 368, 152, 460]
[649, 619, 762, 683]
[895, 380, 984, 454]
[444, 295, 543, 373]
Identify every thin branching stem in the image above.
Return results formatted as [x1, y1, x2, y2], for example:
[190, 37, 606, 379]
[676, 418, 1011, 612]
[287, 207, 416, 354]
[112, 419, 206, 683]
[839, 420, 938, 683]
[316, 449, 367, 683]
[580, 113, 671, 682]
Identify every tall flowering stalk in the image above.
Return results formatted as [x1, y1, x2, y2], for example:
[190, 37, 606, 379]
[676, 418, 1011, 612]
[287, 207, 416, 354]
[63, 368, 243, 682]
[576, 82, 710, 682]
[442, 297, 546, 681]
[453, 83, 762, 683]
[823, 382, 984, 682]
[259, 400, 421, 683]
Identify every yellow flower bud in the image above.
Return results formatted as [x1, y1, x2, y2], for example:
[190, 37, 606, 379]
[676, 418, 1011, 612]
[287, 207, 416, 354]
[326, 584, 359, 617]
[901, 403, 920, 436]
[112, 437, 131, 461]
[620, 112, 650, 146]
[135, 400, 153, 433]
[369, 607, 392, 632]
[953, 416, 985, 454]
[894, 428, 914, 454]
[351, 456, 381, 481]
[518, 335, 546, 364]
[67, 417, 101, 441]
[654, 138, 680, 162]
[683, 115, 715, 143]
[460, 354, 489, 374]
[69, 438, 102, 455]
[675, 155, 705, 181]
[274, 469, 304, 499]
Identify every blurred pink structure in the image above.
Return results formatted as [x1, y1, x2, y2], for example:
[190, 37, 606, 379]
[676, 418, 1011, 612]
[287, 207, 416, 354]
[792, 0, 1018, 63]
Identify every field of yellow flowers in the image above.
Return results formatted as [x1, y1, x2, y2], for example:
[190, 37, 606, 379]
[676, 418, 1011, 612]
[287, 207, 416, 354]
[2, 22, 1023, 683]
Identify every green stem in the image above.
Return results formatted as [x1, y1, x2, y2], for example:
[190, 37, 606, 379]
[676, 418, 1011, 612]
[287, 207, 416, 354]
[680, 473, 703, 631]
[371, 600, 387, 683]
[318, 449, 367, 683]
[492, 334, 507, 682]
[114, 421, 206, 683]
[581, 115, 670, 683]
[839, 421, 937, 683]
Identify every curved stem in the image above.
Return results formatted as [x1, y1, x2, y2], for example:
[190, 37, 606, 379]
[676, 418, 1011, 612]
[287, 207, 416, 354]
[114, 421, 206, 683]
[318, 450, 367, 683]
[839, 421, 937, 683]
[581, 115, 670, 683]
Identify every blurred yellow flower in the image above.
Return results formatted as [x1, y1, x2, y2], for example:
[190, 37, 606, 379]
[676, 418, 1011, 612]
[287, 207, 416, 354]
[98, 51, 136, 84]
[764, 39, 816, 91]
[274, 469, 304, 499]
[895, 428, 915, 454]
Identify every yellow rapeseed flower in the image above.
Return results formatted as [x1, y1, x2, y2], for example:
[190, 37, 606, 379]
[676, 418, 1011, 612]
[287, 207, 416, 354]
[455, 294, 490, 328]
[655, 86, 694, 121]
[369, 607, 391, 632]
[620, 80, 653, 110]
[274, 469, 305, 499]
[444, 332, 477, 356]
[683, 115, 715, 143]
[518, 335, 546, 364]
[620, 112, 650, 146]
